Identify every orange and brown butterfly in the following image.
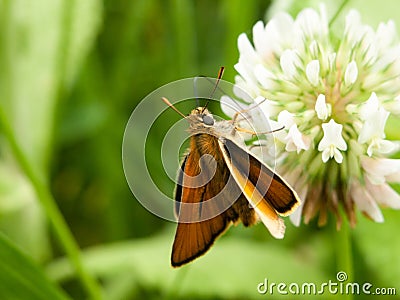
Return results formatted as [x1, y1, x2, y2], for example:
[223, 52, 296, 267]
[163, 67, 300, 268]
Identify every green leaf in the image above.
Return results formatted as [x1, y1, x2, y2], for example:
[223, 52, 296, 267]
[0, 0, 102, 172]
[0, 1, 104, 297]
[0, 232, 70, 300]
[63, 0, 103, 86]
[0, 160, 51, 262]
[47, 227, 340, 299]
[0, 0, 102, 265]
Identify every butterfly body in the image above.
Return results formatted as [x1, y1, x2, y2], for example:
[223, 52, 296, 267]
[171, 106, 300, 267]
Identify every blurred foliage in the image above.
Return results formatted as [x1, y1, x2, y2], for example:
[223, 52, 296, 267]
[0, 233, 69, 300]
[0, 0, 400, 299]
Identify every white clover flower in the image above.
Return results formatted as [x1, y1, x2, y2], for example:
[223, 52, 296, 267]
[315, 94, 330, 120]
[318, 119, 347, 163]
[225, 7, 400, 227]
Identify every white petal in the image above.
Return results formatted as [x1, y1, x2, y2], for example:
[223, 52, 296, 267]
[315, 94, 328, 120]
[252, 21, 267, 55]
[234, 63, 260, 98]
[247, 97, 277, 132]
[285, 124, 309, 153]
[220, 95, 243, 118]
[254, 64, 276, 89]
[322, 148, 330, 163]
[234, 61, 252, 84]
[356, 26, 375, 59]
[383, 95, 400, 114]
[253, 96, 271, 118]
[334, 148, 343, 163]
[358, 107, 390, 146]
[250, 139, 277, 163]
[277, 110, 295, 128]
[285, 141, 297, 152]
[318, 129, 329, 151]
[328, 52, 337, 71]
[373, 45, 400, 72]
[376, 20, 397, 50]
[344, 61, 358, 85]
[351, 180, 384, 223]
[365, 178, 400, 209]
[362, 157, 400, 176]
[366, 143, 374, 157]
[237, 33, 252, 53]
[334, 136, 347, 151]
[233, 75, 255, 102]
[359, 92, 379, 120]
[371, 107, 389, 135]
[358, 121, 375, 144]
[309, 40, 319, 58]
[363, 30, 378, 65]
[369, 139, 396, 156]
[306, 60, 320, 86]
[254, 96, 280, 118]
[295, 8, 327, 39]
[264, 12, 295, 55]
[344, 10, 363, 45]
[237, 33, 258, 64]
[386, 172, 400, 183]
[280, 49, 299, 78]
[318, 119, 347, 151]
[361, 156, 400, 184]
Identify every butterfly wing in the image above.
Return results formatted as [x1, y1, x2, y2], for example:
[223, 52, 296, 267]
[218, 138, 300, 238]
[174, 154, 188, 218]
[171, 213, 229, 267]
[171, 143, 238, 267]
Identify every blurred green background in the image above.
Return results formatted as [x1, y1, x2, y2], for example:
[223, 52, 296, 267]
[0, 0, 400, 299]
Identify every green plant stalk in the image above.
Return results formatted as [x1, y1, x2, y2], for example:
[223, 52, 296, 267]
[0, 108, 102, 299]
[334, 219, 354, 300]
[329, 0, 351, 27]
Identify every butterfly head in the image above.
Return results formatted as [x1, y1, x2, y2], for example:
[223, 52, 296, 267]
[188, 107, 215, 128]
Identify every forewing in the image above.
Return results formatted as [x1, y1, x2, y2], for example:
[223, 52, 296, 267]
[174, 154, 188, 218]
[171, 147, 233, 267]
[171, 215, 229, 267]
[222, 139, 300, 215]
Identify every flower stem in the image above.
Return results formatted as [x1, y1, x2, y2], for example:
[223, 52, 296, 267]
[0, 108, 102, 299]
[329, 0, 351, 27]
[334, 218, 354, 300]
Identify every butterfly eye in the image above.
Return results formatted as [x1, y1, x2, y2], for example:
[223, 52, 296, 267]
[202, 115, 214, 126]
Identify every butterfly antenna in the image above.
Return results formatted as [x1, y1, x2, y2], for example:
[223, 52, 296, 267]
[194, 76, 200, 107]
[201, 66, 225, 113]
[202, 76, 248, 113]
[162, 97, 187, 119]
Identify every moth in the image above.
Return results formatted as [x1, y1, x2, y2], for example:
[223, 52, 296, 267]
[163, 68, 300, 267]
